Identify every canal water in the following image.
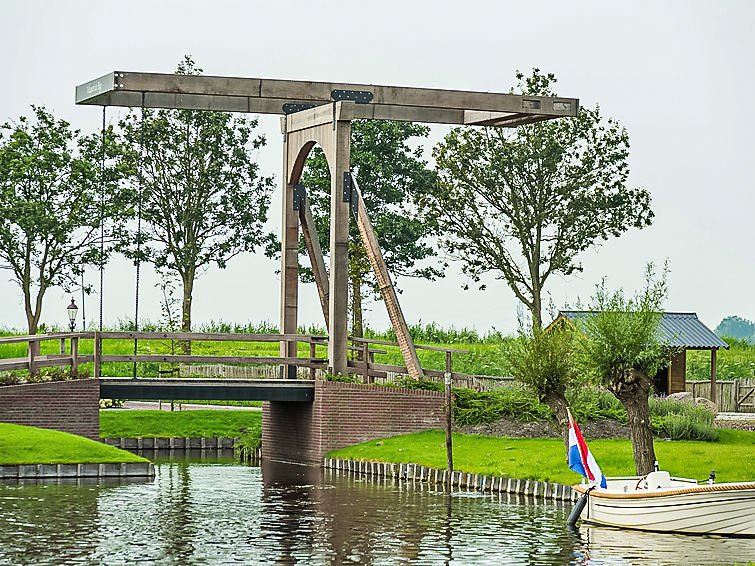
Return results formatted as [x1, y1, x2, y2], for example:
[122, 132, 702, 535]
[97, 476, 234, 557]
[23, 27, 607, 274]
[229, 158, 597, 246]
[0, 452, 752, 565]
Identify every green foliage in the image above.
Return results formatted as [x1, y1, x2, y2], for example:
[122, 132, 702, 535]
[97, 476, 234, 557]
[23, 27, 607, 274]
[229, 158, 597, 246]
[687, 336, 755, 380]
[366, 321, 509, 344]
[649, 396, 718, 441]
[118, 56, 275, 332]
[320, 373, 361, 383]
[0, 105, 130, 333]
[453, 388, 553, 426]
[565, 387, 627, 424]
[419, 69, 653, 326]
[504, 323, 577, 400]
[235, 421, 262, 454]
[576, 263, 668, 386]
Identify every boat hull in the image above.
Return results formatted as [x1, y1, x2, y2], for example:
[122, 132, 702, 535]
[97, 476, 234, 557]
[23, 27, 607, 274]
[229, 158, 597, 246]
[574, 483, 755, 536]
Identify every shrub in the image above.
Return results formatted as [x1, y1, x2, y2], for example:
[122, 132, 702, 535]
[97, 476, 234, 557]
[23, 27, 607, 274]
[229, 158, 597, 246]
[235, 423, 262, 453]
[649, 396, 718, 441]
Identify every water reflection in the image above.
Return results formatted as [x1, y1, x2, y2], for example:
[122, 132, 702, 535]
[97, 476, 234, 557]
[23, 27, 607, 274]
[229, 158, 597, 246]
[0, 456, 752, 565]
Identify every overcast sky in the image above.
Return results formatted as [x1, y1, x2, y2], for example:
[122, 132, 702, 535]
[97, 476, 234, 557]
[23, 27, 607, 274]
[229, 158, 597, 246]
[1, 0, 753, 334]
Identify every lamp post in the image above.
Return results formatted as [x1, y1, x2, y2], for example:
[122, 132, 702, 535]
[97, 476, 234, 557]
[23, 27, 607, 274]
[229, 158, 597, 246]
[67, 298, 78, 332]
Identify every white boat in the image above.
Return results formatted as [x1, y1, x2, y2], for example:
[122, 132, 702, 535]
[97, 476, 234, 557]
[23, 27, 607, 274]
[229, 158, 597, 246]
[573, 471, 755, 536]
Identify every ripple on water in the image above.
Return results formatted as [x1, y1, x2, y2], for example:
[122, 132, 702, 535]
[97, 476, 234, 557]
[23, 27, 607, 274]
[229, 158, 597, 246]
[0, 459, 753, 565]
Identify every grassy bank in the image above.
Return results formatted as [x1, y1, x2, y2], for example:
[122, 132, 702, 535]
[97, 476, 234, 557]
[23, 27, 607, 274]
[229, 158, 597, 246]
[0, 423, 147, 465]
[99, 409, 261, 438]
[327, 428, 755, 485]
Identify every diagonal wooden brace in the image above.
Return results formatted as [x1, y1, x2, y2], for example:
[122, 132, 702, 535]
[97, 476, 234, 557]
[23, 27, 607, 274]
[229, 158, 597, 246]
[348, 173, 424, 379]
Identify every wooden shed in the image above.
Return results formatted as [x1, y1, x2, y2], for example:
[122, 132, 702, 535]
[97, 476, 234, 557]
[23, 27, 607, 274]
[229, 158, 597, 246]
[551, 311, 729, 400]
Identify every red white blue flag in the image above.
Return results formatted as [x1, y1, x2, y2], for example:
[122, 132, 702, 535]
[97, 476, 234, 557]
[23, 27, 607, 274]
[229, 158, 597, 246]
[567, 408, 607, 488]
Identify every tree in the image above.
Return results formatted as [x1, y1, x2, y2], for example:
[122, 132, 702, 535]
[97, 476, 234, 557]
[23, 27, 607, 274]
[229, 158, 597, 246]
[715, 315, 755, 344]
[419, 69, 654, 327]
[119, 57, 275, 338]
[300, 120, 442, 338]
[0, 106, 128, 334]
[504, 320, 577, 448]
[576, 263, 668, 475]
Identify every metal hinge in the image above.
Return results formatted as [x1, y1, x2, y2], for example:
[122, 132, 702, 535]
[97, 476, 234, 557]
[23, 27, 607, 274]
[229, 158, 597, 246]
[331, 89, 373, 104]
[282, 103, 318, 114]
[293, 184, 305, 211]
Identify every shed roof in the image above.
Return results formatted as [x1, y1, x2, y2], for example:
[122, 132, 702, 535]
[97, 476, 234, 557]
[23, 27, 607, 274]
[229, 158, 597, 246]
[556, 311, 729, 350]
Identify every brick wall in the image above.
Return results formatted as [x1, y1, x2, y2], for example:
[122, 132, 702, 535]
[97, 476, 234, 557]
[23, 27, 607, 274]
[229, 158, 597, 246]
[263, 380, 446, 465]
[0, 379, 100, 440]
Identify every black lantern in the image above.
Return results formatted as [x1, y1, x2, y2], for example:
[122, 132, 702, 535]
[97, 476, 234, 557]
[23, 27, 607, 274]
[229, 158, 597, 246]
[67, 298, 78, 332]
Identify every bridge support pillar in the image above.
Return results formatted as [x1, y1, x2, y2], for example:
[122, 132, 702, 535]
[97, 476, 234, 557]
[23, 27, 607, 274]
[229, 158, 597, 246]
[262, 381, 446, 466]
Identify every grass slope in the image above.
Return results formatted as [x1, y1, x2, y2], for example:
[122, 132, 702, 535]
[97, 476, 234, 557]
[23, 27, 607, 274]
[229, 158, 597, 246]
[327, 429, 755, 485]
[0, 423, 147, 465]
[99, 409, 261, 438]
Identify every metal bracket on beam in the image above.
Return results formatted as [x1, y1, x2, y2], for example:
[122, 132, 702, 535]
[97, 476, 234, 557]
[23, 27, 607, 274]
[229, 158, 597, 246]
[343, 172, 358, 214]
[331, 89, 373, 104]
[282, 103, 318, 114]
[293, 184, 305, 211]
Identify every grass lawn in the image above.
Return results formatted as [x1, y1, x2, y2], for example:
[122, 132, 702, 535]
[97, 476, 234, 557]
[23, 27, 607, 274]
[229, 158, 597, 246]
[99, 409, 262, 438]
[327, 428, 755, 485]
[0, 423, 147, 465]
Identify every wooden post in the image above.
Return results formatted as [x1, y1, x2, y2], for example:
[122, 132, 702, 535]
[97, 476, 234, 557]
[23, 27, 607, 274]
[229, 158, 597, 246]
[710, 349, 717, 406]
[327, 120, 351, 376]
[280, 129, 299, 380]
[71, 337, 79, 374]
[59, 338, 66, 354]
[299, 194, 330, 329]
[309, 341, 316, 380]
[94, 331, 101, 378]
[362, 341, 370, 383]
[28, 339, 39, 377]
[445, 350, 453, 486]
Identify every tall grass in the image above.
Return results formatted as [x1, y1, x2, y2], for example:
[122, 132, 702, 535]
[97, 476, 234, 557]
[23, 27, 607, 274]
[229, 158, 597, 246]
[687, 335, 755, 381]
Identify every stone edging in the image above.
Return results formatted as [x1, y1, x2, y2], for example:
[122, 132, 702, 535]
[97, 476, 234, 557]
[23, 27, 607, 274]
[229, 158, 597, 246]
[0, 461, 154, 479]
[102, 437, 239, 449]
[323, 458, 578, 502]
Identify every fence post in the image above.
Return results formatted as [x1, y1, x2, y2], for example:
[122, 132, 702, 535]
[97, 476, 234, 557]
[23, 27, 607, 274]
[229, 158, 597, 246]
[735, 379, 740, 412]
[71, 337, 79, 374]
[362, 341, 370, 384]
[94, 332, 101, 378]
[445, 350, 453, 487]
[28, 338, 39, 377]
[59, 338, 66, 355]
[710, 349, 717, 406]
[309, 341, 316, 380]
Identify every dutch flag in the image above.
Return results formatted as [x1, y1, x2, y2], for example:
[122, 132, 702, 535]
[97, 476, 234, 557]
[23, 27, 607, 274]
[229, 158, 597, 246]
[567, 408, 607, 489]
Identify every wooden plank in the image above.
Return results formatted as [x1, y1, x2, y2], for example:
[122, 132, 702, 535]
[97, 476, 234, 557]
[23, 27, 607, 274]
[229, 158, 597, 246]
[78, 72, 578, 118]
[94, 332, 101, 378]
[348, 336, 469, 354]
[299, 194, 330, 329]
[96, 331, 323, 342]
[349, 176, 423, 379]
[72, 338, 79, 373]
[100, 355, 306, 365]
[280, 128, 300, 369]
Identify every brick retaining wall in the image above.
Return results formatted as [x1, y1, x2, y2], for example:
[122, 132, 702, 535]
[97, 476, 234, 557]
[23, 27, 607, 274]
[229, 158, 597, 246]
[0, 379, 100, 440]
[262, 381, 446, 465]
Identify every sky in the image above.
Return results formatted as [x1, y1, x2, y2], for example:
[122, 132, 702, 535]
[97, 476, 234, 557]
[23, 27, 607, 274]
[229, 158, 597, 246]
[1, 0, 753, 334]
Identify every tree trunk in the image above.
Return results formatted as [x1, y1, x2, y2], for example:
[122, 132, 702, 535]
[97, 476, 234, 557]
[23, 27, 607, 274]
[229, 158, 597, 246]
[611, 368, 656, 475]
[180, 273, 194, 355]
[542, 389, 570, 452]
[351, 275, 363, 360]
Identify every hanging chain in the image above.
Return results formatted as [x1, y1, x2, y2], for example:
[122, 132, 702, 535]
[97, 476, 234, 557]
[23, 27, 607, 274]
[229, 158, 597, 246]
[133, 93, 145, 379]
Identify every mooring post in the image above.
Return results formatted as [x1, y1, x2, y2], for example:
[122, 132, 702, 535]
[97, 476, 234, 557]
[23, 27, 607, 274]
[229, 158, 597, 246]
[445, 350, 453, 487]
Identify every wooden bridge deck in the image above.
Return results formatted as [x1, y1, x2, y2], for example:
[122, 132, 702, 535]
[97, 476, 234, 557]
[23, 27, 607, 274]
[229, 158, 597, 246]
[100, 378, 315, 402]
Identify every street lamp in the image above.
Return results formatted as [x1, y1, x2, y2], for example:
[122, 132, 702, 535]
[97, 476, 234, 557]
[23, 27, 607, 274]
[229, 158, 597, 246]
[67, 298, 78, 332]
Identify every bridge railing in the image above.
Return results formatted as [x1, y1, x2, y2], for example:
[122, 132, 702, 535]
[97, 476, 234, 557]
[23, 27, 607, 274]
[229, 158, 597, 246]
[0, 331, 512, 388]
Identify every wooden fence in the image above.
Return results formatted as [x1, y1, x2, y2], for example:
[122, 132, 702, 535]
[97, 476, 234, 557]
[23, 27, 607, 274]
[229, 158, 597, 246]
[685, 378, 755, 413]
[0, 331, 504, 388]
